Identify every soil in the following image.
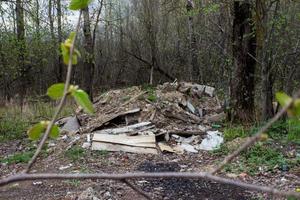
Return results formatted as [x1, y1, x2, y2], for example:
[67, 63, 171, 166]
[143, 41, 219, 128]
[1, 139, 298, 200]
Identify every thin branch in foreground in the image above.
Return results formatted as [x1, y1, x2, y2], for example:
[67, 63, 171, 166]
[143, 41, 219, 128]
[24, 11, 83, 173]
[0, 172, 299, 198]
[211, 89, 300, 174]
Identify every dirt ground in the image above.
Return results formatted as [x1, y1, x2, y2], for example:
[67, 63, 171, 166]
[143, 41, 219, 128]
[0, 138, 298, 200]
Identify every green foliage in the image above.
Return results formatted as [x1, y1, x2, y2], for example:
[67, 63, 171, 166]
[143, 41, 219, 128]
[27, 122, 45, 140]
[28, 121, 60, 140]
[0, 114, 28, 142]
[211, 144, 230, 156]
[276, 92, 292, 107]
[225, 143, 287, 175]
[72, 89, 94, 114]
[223, 126, 247, 141]
[65, 146, 86, 161]
[69, 0, 92, 10]
[242, 143, 286, 172]
[142, 84, 157, 102]
[61, 32, 81, 65]
[47, 83, 65, 100]
[147, 93, 157, 102]
[203, 3, 220, 15]
[275, 92, 300, 117]
[287, 118, 300, 142]
[49, 125, 60, 139]
[0, 151, 34, 165]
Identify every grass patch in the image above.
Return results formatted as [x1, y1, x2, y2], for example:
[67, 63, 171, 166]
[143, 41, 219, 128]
[223, 125, 247, 141]
[141, 84, 158, 102]
[0, 114, 29, 142]
[0, 100, 74, 142]
[211, 144, 230, 156]
[65, 146, 86, 161]
[0, 151, 34, 165]
[93, 150, 109, 157]
[224, 143, 287, 175]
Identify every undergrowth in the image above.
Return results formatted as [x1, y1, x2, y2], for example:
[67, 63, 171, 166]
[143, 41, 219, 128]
[0, 100, 74, 143]
[65, 146, 86, 162]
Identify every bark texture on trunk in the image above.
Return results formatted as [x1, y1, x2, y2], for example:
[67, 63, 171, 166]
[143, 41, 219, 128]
[82, 6, 95, 100]
[230, 1, 256, 122]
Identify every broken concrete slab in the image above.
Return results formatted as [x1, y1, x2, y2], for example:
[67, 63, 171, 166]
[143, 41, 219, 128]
[92, 122, 152, 135]
[61, 116, 80, 133]
[92, 142, 158, 154]
[92, 134, 158, 154]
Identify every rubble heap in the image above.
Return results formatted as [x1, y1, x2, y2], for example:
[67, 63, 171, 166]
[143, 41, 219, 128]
[61, 82, 226, 154]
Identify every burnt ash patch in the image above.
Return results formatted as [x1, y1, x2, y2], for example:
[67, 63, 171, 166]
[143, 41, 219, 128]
[136, 162, 253, 200]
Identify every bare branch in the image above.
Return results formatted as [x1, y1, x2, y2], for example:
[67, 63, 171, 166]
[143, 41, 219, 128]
[0, 172, 299, 198]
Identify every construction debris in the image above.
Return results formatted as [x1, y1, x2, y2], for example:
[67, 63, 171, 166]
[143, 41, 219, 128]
[73, 82, 225, 154]
[198, 131, 224, 151]
[92, 134, 157, 154]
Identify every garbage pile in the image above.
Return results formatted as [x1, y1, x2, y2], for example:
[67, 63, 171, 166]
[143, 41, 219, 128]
[59, 82, 226, 154]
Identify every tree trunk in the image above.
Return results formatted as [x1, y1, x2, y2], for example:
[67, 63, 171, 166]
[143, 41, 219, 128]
[186, 0, 200, 82]
[16, 0, 26, 105]
[82, 6, 95, 100]
[230, 1, 256, 122]
[56, 0, 63, 82]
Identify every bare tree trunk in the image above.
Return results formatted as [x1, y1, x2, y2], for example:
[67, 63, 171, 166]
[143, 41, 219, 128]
[259, 1, 280, 120]
[56, 0, 63, 82]
[48, 0, 56, 82]
[82, 6, 95, 100]
[16, 0, 26, 105]
[230, 1, 256, 123]
[186, 0, 200, 82]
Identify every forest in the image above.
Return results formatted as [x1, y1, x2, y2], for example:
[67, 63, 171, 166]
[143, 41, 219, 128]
[0, 0, 300, 199]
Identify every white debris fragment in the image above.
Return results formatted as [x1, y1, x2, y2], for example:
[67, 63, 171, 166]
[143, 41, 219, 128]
[198, 131, 224, 151]
[87, 134, 91, 143]
[82, 142, 91, 149]
[32, 181, 43, 186]
[59, 164, 73, 171]
[180, 143, 198, 153]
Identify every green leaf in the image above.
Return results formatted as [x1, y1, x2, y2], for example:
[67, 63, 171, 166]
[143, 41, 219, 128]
[28, 123, 45, 140]
[61, 43, 78, 65]
[61, 43, 70, 65]
[293, 99, 300, 117]
[68, 32, 76, 42]
[72, 89, 94, 114]
[47, 83, 65, 100]
[69, 0, 91, 10]
[49, 125, 60, 139]
[276, 92, 292, 108]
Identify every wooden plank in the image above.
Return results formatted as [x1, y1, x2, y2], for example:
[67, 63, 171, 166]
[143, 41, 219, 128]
[92, 134, 156, 148]
[92, 142, 158, 154]
[93, 122, 152, 135]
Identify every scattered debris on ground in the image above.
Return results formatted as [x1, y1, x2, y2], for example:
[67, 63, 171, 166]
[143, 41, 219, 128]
[69, 82, 225, 154]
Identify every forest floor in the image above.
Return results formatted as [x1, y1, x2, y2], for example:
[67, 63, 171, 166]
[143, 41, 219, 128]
[0, 83, 299, 200]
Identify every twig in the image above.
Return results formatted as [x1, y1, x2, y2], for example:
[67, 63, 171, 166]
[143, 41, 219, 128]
[24, 11, 83, 173]
[122, 179, 153, 200]
[211, 89, 300, 174]
[0, 172, 299, 198]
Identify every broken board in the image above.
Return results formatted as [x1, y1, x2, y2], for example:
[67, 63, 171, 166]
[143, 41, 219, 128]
[92, 134, 158, 154]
